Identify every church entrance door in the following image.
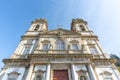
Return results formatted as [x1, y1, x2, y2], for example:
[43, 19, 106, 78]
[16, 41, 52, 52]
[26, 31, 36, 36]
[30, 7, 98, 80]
[53, 70, 69, 80]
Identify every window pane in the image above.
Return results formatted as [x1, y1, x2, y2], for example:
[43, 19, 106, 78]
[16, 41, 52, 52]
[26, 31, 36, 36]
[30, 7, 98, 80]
[72, 44, 79, 50]
[42, 44, 48, 50]
[56, 40, 65, 50]
[23, 47, 31, 54]
[90, 47, 98, 54]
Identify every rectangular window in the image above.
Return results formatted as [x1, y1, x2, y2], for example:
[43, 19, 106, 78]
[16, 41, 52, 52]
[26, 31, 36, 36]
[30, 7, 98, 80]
[72, 44, 79, 50]
[23, 47, 31, 54]
[56, 43, 64, 50]
[89, 47, 98, 54]
[42, 44, 49, 50]
[56, 43, 65, 50]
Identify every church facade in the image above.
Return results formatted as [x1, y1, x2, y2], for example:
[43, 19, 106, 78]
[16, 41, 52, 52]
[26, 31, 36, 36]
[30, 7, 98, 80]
[0, 18, 120, 80]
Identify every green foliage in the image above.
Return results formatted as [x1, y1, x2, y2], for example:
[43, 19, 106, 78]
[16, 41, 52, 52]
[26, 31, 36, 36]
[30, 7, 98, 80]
[118, 67, 120, 72]
[110, 54, 120, 66]
[110, 54, 120, 60]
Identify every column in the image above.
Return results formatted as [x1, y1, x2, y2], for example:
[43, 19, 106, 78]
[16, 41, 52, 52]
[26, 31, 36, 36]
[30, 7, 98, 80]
[25, 64, 34, 80]
[71, 64, 77, 80]
[87, 65, 97, 80]
[46, 64, 51, 80]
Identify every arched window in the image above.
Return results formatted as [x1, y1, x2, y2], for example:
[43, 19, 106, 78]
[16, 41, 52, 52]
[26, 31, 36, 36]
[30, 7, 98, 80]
[56, 39, 65, 50]
[80, 76, 86, 80]
[80, 25, 85, 31]
[36, 76, 41, 80]
[34, 24, 39, 31]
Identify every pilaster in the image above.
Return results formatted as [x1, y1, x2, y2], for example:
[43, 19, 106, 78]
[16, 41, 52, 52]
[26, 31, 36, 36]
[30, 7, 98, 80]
[29, 40, 36, 54]
[84, 40, 91, 53]
[71, 64, 77, 80]
[87, 64, 97, 80]
[45, 64, 51, 80]
[25, 64, 34, 80]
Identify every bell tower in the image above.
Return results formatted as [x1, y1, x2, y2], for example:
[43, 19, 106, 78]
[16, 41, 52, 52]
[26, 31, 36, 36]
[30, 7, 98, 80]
[28, 18, 48, 32]
[71, 18, 90, 32]
[1, 18, 120, 80]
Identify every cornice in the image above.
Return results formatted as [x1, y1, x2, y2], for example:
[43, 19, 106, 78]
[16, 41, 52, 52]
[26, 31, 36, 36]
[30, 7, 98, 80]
[81, 35, 98, 39]
[3, 59, 30, 64]
[21, 35, 39, 39]
[28, 54, 93, 59]
[39, 35, 81, 38]
[91, 58, 116, 63]
[28, 54, 92, 64]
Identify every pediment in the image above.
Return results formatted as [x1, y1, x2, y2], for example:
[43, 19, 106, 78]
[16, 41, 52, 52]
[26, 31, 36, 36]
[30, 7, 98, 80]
[8, 71, 20, 76]
[100, 71, 112, 76]
[34, 69, 45, 73]
[70, 40, 79, 43]
[41, 40, 50, 43]
[46, 28, 79, 35]
[34, 69, 45, 76]
[76, 69, 87, 74]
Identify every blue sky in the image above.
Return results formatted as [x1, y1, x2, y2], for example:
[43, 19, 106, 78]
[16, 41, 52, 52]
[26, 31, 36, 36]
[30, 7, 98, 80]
[0, 0, 120, 68]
